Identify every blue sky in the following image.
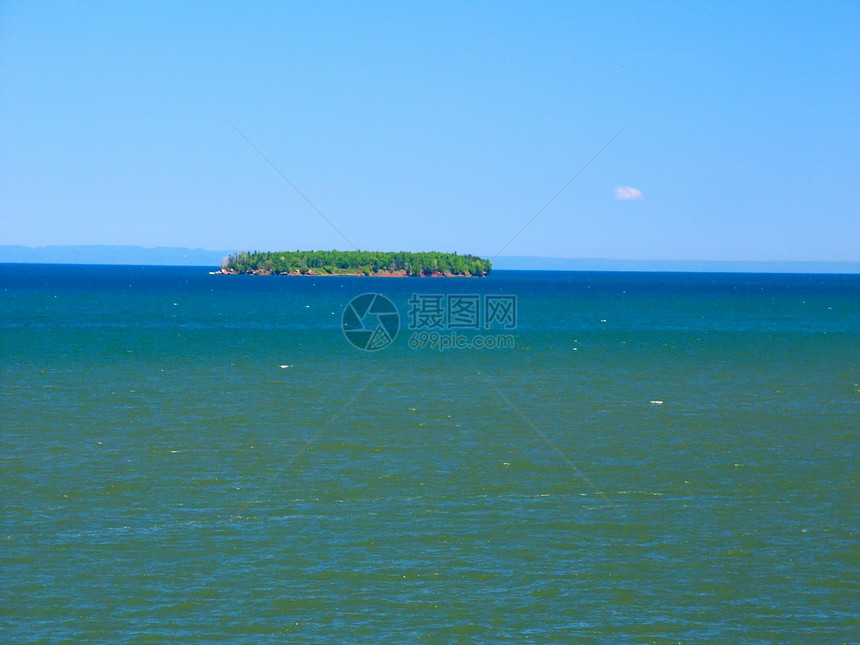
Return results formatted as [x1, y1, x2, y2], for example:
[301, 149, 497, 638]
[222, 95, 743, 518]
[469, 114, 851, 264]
[1, 1, 857, 261]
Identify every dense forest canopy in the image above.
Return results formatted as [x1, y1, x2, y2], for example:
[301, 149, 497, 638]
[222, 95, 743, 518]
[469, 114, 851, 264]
[221, 250, 492, 276]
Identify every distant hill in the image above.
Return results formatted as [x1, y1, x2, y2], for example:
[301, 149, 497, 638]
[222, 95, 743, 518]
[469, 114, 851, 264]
[491, 256, 860, 274]
[0, 245, 234, 266]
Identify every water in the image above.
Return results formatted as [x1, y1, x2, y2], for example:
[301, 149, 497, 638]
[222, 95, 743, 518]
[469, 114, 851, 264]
[2, 265, 858, 642]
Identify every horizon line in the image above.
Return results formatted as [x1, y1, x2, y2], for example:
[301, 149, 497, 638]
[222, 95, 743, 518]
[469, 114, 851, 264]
[1, 245, 859, 274]
[0, 244, 858, 266]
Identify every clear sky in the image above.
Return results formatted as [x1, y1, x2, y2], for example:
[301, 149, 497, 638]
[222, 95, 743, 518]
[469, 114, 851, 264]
[1, 1, 857, 261]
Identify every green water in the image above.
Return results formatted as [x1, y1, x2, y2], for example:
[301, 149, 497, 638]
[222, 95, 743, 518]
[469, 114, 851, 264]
[1, 266, 858, 642]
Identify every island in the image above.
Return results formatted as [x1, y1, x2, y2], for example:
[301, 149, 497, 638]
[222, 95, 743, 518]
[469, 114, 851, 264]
[217, 250, 492, 277]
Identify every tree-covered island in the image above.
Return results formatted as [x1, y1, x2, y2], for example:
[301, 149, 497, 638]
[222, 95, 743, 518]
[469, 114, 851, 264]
[219, 250, 492, 277]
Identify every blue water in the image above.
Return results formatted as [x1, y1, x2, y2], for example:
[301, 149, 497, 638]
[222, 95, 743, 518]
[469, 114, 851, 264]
[1, 265, 858, 642]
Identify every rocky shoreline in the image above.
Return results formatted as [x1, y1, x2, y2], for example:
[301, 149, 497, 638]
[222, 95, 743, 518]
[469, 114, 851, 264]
[211, 269, 481, 277]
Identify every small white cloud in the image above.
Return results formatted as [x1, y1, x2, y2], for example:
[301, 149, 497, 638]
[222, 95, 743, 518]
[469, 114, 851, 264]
[614, 186, 643, 200]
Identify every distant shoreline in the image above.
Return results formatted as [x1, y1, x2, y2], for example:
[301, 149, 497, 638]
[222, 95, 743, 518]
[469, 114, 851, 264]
[1, 246, 858, 273]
